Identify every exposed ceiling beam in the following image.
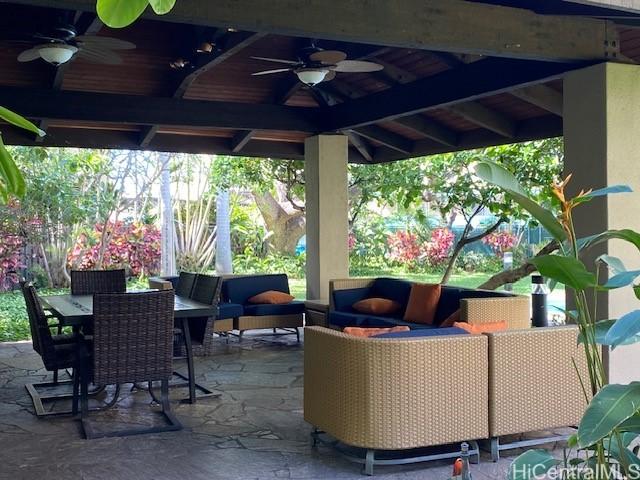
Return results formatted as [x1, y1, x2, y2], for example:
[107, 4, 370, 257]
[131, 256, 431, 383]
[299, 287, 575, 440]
[510, 84, 563, 116]
[0, 86, 322, 132]
[324, 58, 581, 132]
[5, 0, 620, 61]
[372, 115, 562, 163]
[230, 130, 255, 152]
[346, 131, 373, 163]
[393, 116, 458, 147]
[140, 30, 265, 147]
[448, 102, 516, 138]
[354, 125, 414, 154]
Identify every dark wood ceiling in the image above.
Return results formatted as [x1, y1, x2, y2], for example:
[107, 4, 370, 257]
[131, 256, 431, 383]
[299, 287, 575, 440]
[0, 1, 639, 163]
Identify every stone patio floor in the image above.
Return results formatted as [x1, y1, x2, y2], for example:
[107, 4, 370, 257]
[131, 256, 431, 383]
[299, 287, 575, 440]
[0, 332, 567, 479]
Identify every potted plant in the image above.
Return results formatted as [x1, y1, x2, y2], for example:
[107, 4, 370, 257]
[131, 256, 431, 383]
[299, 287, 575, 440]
[475, 160, 640, 480]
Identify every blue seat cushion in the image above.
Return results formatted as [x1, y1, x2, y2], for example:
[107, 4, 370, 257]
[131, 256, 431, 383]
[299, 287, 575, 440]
[328, 311, 367, 328]
[434, 286, 514, 324]
[218, 302, 243, 320]
[242, 301, 305, 317]
[222, 274, 291, 304]
[333, 287, 371, 312]
[328, 312, 436, 330]
[373, 327, 468, 338]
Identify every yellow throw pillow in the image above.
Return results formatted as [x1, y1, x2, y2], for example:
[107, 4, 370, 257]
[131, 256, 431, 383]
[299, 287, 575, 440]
[403, 283, 441, 325]
[247, 290, 294, 304]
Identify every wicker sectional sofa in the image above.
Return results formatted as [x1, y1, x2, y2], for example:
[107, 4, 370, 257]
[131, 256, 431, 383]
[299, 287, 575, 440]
[328, 277, 531, 330]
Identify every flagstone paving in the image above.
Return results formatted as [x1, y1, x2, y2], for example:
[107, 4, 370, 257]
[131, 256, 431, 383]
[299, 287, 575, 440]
[0, 334, 565, 479]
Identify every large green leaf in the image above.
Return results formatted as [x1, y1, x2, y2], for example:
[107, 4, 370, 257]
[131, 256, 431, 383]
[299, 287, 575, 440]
[508, 449, 559, 480]
[605, 311, 640, 349]
[619, 415, 640, 433]
[0, 137, 25, 199]
[583, 185, 633, 200]
[578, 383, 640, 448]
[579, 319, 640, 347]
[604, 270, 640, 289]
[96, 0, 149, 28]
[580, 230, 640, 255]
[148, 0, 176, 14]
[0, 106, 44, 137]
[531, 255, 596, 290]
[598, 254, 627, 275]
[474, 161, 566, 242]
[608, 432, 640, 476]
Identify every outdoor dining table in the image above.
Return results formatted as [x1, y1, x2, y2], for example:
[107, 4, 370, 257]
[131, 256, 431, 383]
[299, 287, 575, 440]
[40, 292, 219, 404]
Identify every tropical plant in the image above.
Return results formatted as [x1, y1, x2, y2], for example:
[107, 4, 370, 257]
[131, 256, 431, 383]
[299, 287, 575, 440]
[482, 230, 518, 258]
[96, 0, 176, 28]
[0, 107, 44, 201]
[475, 160, 640, 480]
[424, 227, 455, 267]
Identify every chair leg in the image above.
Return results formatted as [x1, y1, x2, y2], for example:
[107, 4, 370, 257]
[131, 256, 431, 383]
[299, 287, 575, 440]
[364, 449, 375, 476]
[491, 437, 500, 462]
[52, 369, 59, 384]
[295, 327, 301, 343]
[72, 369, 79, 416]
[239, 330, 244, 342]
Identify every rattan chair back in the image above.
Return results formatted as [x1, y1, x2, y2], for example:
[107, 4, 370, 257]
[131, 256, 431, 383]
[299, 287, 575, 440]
[70, 269, 126, 295]
[92, 290, 174, 386]
[175, 272, 197, 298]
[21, 282, 56, 366]
[190, 274, 222, 305]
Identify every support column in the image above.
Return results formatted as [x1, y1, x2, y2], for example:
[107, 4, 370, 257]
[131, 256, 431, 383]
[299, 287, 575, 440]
[564, 62, 640, 384]
[305, 134, 349, 300]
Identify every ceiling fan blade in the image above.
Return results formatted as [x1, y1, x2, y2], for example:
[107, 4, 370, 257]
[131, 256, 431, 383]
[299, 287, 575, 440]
[309, 50, 347, 65]
[17, 48, 41, 62]
[251, 68, 292, 76]
[332, 60, 384, 73]
[76, 36, 136, 50]
[251, 56, 299, 65]
[323, 70, 336, 82]
[76, 48, 123, 65]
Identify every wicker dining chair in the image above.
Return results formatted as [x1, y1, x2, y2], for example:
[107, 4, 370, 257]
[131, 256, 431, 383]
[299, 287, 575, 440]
[187, 274, 223, 353]
[21, 282, 82, 417]
[78, 290, 181, 438]
[175, 271, 197, 298]
[70, 269, 126, 296]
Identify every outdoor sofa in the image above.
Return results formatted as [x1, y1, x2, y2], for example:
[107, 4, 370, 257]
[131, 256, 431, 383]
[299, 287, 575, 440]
[328, 277, 531, 330]
[304, 324, 588, 474]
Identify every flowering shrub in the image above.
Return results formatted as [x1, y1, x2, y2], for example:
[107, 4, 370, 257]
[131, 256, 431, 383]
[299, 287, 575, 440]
[386, 231, 422, 266]
[68, 221, 161, 276]
[482, 231, 517, 257]
[423, 228, 454, 267]
[348, 233, 357, 251]
[0, 234, 23, 291]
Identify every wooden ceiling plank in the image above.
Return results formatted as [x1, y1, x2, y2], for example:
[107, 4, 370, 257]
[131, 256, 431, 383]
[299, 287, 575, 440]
[325, 58, 579, 132]
[393, 116, 458, 147]
[448, 102, 516, 138]
[353, 125, 414, 154]
[6, 0, 620, 61]
[0, 86, 322, 132]
[510, 84, 563, 116]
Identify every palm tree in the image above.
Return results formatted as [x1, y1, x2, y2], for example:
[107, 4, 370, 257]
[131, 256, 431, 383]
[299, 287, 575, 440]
[215, 189, 233, 274]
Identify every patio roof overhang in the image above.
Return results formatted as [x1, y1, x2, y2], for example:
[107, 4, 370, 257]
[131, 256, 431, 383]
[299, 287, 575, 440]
[0, 0, 639, 163]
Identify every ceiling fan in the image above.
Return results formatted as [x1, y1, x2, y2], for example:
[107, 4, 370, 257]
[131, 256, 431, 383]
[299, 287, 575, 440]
[14, 22, 135, 66]
[251, 47, 384, 86]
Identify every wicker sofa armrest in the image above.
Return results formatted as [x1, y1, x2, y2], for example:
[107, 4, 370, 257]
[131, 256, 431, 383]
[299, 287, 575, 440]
[304, 326, 488, 450]
[329, 278, 376, 311]
[462, 295, 531, 330]
[487, 325, 589, 437]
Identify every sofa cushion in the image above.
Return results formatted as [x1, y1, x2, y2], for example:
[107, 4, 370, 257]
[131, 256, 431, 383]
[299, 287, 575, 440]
[328, 311, 436, 329]
[454, 321, 507, 334]
[344, 326, 410, 337]
[403, 283, 441, 325]
[218, 303, 243, 320]
[248, 290, 294, 304]
[353, 298, 401, 315]
[434, 287, 513, 324]
[373, 327, 468, 338]
[221, 274, 291, 305]
[328, 311, 367, 328]
[333, 287, 370, 312]
[242, 301, 305, 317]
[370, 277, 413, 313]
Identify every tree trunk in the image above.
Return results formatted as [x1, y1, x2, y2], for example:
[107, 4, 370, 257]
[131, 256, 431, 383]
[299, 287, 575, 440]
[159, 153, 176, 276]
[477, 240, 559, 290]
[253, 190, 305, 255]
[441, 241, 465, 285]
[215, 190, 233, 274]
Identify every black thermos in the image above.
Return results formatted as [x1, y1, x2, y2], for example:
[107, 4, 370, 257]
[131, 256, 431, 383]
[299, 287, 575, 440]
[531, 274, 548, 327]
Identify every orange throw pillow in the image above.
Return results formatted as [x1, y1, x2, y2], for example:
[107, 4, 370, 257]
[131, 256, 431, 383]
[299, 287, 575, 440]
[440, 309, 460, 328]
[343, 326, 410, 338]
[403, 283, 441, 325]
[352, 298, 401, 315]
[248, 290, 294, 304]
[454, 321, 507, 334]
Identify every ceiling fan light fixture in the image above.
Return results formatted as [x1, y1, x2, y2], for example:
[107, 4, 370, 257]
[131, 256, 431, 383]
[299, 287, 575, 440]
[296, 68, 329, 86]
[38, 44, 77, 65]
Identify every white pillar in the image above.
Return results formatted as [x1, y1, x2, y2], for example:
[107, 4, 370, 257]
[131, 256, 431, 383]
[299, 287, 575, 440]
[564, 62, 640, 384]
[305, 134, 349, 300]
